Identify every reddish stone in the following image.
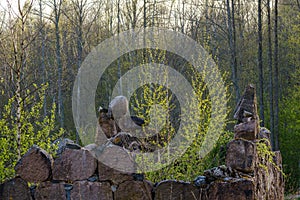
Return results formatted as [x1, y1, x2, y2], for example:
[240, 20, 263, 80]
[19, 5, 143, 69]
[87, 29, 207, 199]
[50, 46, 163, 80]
[71, 181, 113, 200]
[115, 180, 153, 200]
[15, 145, 53, 182]
[234, 120, 258, 140]
[0, 177, 31, 200]
[207, 178, 254, 200]
[97, 144, 136, 184]
[226, 139, 257, 173]
[155, 180, 200, 200]
[53, 148, 97, 181]
[35, 182, 65, 200]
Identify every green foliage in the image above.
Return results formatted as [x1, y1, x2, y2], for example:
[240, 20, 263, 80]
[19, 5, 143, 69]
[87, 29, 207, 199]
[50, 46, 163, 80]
[145, 131, 233, 183]
[127, 48, 230, 182]
[279, 75, 300, 193]
[0, 84, 64, 183]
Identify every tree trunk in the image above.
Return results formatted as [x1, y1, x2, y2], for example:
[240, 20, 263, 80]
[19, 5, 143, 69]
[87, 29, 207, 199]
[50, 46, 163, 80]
[227, 0, 239, 104]
[267, 0, 275, 149]
[274, 0, 279, 150]
[258, 0, 264, 126]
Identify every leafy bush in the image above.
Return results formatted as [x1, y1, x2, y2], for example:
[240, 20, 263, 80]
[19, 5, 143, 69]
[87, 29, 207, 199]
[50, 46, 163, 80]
[0, 84, 64, 183]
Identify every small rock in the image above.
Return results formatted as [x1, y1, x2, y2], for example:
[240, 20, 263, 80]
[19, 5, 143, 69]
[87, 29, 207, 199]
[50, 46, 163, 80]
[15, 145, 53, 182]
[53, 138, 75, 155]
[193, 176, 206, 186]
[258, 127, 271, 140]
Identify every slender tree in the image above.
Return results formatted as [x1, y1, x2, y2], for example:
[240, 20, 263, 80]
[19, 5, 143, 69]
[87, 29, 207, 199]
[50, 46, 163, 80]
[258, 0, 264, 126]
[274, 0, 279, 150]
[266, 0, 275, 149]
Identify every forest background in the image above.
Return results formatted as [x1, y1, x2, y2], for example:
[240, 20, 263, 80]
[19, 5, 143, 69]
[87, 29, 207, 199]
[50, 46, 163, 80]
[0, 0, 299, 195]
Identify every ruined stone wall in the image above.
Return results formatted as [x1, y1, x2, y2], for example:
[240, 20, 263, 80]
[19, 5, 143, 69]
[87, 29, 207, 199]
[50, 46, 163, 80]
[0, 85, 284, 200]
[0, 133, 284, 200]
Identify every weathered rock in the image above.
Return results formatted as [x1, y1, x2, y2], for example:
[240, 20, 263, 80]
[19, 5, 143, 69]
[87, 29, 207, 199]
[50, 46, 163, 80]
[193, 176, 207, 186]
[226, 139, 257, 173]
[155, 180, 200, 200]
[115, 180, 153, 200]
[15, 145, 53, 182]
[97, 144, 136, 184]
[254, 150, 284, 200]
[204, 165, 240, 183]
[35, 182, 66, 200]
[110, 132, 144, 151]
[53, 138, 77, 155]
[97, 108, 118, 141]
[108, 96, 129, 119]
[207, 178, 254, 200]
[258, 127, 271, 140]
[53, 148, 97, 181]
[0, 177, 32, 200]
[234, 119, 259, 140]
[234, 84, 258, 123]
[71, 181, 113, 200]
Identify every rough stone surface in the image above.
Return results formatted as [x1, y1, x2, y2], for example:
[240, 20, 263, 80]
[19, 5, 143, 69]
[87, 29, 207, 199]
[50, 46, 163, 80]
[53, 148, 97, 181]
[226, 139, 257, 173]
[155, 180, 200, 200]
[97, 109, 118, 141]
[234, 84, 258, 122]
[254, 150, 284, 200]
[35, 182, 66, 200]
[115, 180, 153, 200]
[0, 177, 32, 200]
[234, 119, 258, 140]
[258, 127, 271, 140]
[71, 181, 113, 200]
[207, 178, 254, 200]
[97, 144, 136, 184]
[15, 145, 53, 182]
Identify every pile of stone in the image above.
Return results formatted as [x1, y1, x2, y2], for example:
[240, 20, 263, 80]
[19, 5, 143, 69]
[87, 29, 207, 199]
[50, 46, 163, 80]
[0, 139, 153, 200]
[0, 85, 284, 200]
[96, 96, 161, 152]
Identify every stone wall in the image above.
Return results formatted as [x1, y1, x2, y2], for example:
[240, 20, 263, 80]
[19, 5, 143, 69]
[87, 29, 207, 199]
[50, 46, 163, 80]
[0, 85, 284, 200]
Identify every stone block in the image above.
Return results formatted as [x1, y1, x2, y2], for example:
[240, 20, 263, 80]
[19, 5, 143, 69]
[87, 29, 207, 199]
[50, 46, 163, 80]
[115, 180, 153, 200]
[35, 182, 66, 200]
[71, 181, 113, 200]
[207, 178, 254, 200]
[0, 177, 32, 200]
[155, 180, 200, 200]
[234, 120, 258, 140]
[97, 144, 136, 185]
[226, 139, 257, 173]
[15, 145, 53, 182]
[53, 148, 97, 181]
